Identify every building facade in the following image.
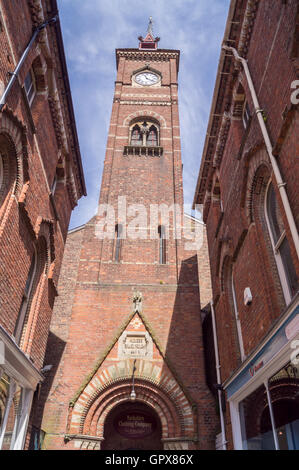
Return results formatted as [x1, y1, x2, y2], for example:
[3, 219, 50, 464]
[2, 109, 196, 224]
[36, 27, 218, 450]
[193, 0, 299, 450]
[0, 0, 85, 450]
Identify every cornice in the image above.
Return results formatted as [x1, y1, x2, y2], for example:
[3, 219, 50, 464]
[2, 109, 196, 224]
[116, 48, 180, 71]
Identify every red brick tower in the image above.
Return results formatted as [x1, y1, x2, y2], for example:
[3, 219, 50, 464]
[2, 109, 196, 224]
[38, 22, 217, 450]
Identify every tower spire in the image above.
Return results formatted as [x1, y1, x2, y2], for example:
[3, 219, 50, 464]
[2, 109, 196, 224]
[138, 17, 160, 50]
[147, 16, 153, 36]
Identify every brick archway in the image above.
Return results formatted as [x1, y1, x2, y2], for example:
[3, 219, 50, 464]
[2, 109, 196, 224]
[67, 359, 196, 449]
[84, 380, 182, 440]
[123, 110, 167, 128]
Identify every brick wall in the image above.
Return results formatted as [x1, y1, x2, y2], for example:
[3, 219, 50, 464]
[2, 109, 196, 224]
[0, 0, 84, 448]
[38, 47, 218, 450]
[195, 0, 299, 449]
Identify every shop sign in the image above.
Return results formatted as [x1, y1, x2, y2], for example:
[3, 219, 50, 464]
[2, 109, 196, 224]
[226, 306, 299, 399]
[114, 410, 156, 438]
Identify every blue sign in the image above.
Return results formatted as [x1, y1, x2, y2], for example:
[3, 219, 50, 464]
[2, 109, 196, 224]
[226, 305, 299, 399]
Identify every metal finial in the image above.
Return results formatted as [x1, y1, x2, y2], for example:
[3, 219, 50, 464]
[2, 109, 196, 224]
[147, 16, 153, 36]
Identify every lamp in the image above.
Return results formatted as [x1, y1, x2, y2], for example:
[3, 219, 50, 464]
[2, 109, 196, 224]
[130, 359, 137, 401]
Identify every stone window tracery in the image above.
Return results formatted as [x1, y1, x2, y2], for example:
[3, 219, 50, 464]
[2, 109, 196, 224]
[129, 120, 160, 147]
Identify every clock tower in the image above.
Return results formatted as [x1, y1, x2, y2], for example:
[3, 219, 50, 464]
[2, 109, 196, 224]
[38, 21, 217, 450]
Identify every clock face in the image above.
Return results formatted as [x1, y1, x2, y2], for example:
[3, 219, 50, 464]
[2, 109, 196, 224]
[135, 72, 159, 86]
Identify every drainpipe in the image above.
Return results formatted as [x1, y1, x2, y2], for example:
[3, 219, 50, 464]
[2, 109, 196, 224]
[222, 45, 299, 260]
[210, 300, 227, 450]
[0, 15, 58, 112]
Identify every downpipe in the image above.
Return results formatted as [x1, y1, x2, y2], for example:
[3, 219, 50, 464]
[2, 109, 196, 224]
[0, 15, 58, 112]
[210, 300, 227, 450]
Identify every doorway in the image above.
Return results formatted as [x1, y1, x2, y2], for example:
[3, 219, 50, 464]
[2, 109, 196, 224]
[102, 401, 163, 450]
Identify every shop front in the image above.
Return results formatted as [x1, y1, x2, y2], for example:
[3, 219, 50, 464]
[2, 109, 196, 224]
[0, 325, 43, 450]
[225, 297, 299, 450]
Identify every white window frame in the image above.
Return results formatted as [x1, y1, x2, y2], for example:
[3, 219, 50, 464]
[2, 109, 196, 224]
[264, 180, 292, 305]
[0, 377, 34, 450]
[228, 332, 299, 450]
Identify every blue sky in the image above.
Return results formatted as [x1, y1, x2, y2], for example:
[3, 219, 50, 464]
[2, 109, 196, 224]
[57, 0, 230, 229]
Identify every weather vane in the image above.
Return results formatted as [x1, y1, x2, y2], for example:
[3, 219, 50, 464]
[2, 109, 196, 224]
[147, 16, 153, 36]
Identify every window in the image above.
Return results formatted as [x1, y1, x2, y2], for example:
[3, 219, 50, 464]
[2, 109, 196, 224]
[147, 125, 158, 146]
[24, 69, 36, 106]
[0, 154, 3, 192]
[265, 181, 298, 304]
[14, 249, 37, 344]
[50, 174, 57, 196]
[158, 225, 166, 264]
[0, 374, 34, 450]
[238, 361, 299, 450]
[129, 120, 159, 147]
[114, 224, 122, 262]
[242, 101, 251, 129]
[130, 125, 142, 146]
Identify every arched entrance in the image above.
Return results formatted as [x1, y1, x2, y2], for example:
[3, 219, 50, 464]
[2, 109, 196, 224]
[102, 401, 163, 450]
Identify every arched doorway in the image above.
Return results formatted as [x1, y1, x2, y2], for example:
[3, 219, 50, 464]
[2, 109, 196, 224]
[102, 401, 163, 450]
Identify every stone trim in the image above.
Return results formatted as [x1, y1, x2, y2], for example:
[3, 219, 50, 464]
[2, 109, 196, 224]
[213, 112, 231, 168]
[69, 310, 195, 410]
[116, 49, 180, 70]
[123, 110, 167, 128]
[238, 0, 260, 59]
[119, 100, 171, 106]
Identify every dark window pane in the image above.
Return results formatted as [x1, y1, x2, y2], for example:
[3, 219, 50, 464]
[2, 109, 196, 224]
[24, 254, 36, 296]
[114, 224, 122, 262]
[239, 384, 275, 450]
[24, 71, 35, 104]
[147, 126, 157, 146]
[158, 226, 166, 264]
[131, 126, 142, 146]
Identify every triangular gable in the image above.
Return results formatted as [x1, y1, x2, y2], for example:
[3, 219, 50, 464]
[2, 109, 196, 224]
[69, 310, 195, 409]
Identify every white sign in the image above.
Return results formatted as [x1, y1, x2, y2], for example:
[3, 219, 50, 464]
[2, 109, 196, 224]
[118, 331, 153, 359]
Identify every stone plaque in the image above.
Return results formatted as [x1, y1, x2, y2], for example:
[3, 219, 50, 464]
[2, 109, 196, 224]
[118, 331, 153, 359]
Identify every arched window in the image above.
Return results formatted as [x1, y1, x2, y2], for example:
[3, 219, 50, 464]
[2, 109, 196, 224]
[158, 225, 166, 264]
[129, 120, 159, 147]
[265, 181, 298, 303]
[0, 135, 17, 217]
[114, 224, 122, 262]
[14, 237, 48, 347]
[147, 125, 158, 147]
[14, 248, 37, 344]
[24, 69, 36, 106]
[130, 125, 142, 146]
[242, 101, 251, 130]
[49, 176, 56, 199]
